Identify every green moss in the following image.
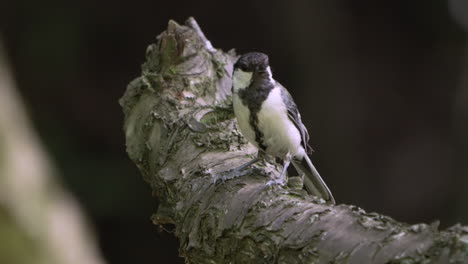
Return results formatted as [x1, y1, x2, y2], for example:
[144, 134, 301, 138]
[168, 65, 177, 75]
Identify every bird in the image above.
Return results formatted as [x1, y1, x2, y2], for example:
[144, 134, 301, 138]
[231, 52, 335, 204]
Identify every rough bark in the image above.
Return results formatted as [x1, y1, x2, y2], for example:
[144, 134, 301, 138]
[120, 18, 468, 264]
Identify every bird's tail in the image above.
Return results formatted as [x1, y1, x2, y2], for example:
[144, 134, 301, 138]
[292, 156, 335, 204]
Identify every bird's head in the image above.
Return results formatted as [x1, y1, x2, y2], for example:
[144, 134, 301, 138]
[234, 52, 269, 72]
[232, 52, 271, 92]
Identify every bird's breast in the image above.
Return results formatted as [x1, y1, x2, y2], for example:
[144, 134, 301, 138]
[257, 87, 303, 157]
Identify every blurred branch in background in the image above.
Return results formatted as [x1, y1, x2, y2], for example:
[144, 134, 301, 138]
[0, 38, 106, 264]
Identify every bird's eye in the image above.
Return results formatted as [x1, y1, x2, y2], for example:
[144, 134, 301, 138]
[240, 64, 249, 72]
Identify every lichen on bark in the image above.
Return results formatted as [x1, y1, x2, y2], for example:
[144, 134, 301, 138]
[120, 17, 468, 263]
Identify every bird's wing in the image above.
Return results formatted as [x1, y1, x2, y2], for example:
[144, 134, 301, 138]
[278, 83, 313, 154]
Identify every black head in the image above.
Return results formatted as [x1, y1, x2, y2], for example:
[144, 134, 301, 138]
[234, 52, 270, 72]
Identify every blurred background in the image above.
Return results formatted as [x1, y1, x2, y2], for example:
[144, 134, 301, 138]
[1, 0, 468, 263]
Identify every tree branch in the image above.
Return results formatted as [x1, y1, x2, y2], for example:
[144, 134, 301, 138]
[120, 18, 468, 264]
[0, 38, 106, 264]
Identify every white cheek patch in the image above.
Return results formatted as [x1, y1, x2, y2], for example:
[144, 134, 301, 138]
[232, 69, 253, 92]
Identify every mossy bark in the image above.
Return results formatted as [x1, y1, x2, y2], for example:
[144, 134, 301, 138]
[120, 18, 468, 264]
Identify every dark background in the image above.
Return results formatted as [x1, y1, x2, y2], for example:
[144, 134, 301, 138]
[2, 0, 468, 263]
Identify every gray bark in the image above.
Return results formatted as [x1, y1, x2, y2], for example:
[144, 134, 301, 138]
[119, 18, 468, 264]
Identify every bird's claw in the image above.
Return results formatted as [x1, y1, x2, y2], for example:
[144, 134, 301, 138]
[266, 179, 286, 188]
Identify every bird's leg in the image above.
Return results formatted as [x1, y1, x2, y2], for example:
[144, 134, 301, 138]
[287, 158, 306, 190]
[267, 152, 291, 187]
[213, 152, 262, 183]
[235, 156, 260, 171]
[236, 150, 268, 171]
[279, 155, 291, 184]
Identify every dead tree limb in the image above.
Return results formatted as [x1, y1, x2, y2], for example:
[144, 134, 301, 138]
[120, 18, 468, 264]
